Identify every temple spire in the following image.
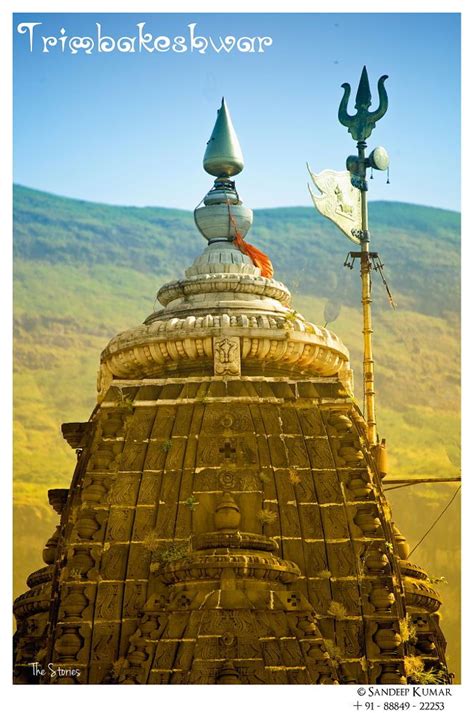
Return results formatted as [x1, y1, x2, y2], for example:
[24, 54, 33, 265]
[203, 97, 244, 177]
[195, 99, 273, 277]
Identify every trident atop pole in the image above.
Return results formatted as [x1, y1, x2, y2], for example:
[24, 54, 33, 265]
[338, 66, 388, 142]
[308, 66, 391, 447]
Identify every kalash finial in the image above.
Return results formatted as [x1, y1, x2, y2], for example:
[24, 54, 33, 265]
[194, 98, 273, 278]
[203, 97, 244, 177]
[195, 98, 251, 242]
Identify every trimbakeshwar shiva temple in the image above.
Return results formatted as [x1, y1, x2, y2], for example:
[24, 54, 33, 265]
[13, 95, 449, 685]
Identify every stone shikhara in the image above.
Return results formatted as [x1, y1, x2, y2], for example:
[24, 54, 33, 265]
[13, 98, 449, 685]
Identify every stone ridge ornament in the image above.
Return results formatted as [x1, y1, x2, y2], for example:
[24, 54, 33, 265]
[213, 336, 241, 375]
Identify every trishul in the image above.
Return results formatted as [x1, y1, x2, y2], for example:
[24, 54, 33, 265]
[338, 66, 388, 141]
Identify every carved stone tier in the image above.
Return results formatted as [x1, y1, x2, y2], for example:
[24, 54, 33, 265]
[159, 547, 301, 586]
[185, 241, 259, 276]
[403, 579, 442, 613]
[97, 241, 350, 398]
[192, 531, 278, 552]
[118, 501, 338, 684]
[398, 560, 442, 612]
[156, 273, 291, 308]
[62, 423, 93, 450]
[26, 565, 54, 590]
[399, 560, 430, 581]
[100, 314, 348, 384]
[14, 567, 54, 620]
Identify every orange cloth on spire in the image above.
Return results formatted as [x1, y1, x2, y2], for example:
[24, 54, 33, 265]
[233, 232, 274, 279]
[226, 200, 274, 278]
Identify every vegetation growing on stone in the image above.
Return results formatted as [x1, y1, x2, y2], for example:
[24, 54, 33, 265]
[323, 639, 343, 661]
[327, 600, 347, 619]
[184, 495, 199, 511]
[257, 508, 278, 525]
[399, 615, 418, 644]
[404, 656, 448, 684]
[316, 569, 333, 579]
[288, 469, 302, 485]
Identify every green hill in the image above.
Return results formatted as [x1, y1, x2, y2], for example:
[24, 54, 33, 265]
[14, 185, 459, 317]
[13, 184, 461, 677]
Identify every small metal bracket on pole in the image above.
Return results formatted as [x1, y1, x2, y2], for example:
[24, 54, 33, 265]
[344, 251, 396, 309]
[344, 250, 377, 269]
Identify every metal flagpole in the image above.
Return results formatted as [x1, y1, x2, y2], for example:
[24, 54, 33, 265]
[308, 66, 390, 449]
[338, 66, 389, 447]
[357, 137, 377, 445]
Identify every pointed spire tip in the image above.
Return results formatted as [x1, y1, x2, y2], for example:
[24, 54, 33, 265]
[203, 98, 244, 178]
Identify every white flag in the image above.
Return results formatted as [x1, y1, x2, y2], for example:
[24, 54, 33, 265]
[307, 166, 362, 245]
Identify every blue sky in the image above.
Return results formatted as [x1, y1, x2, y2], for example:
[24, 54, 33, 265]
[13, 12, 460, 211]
